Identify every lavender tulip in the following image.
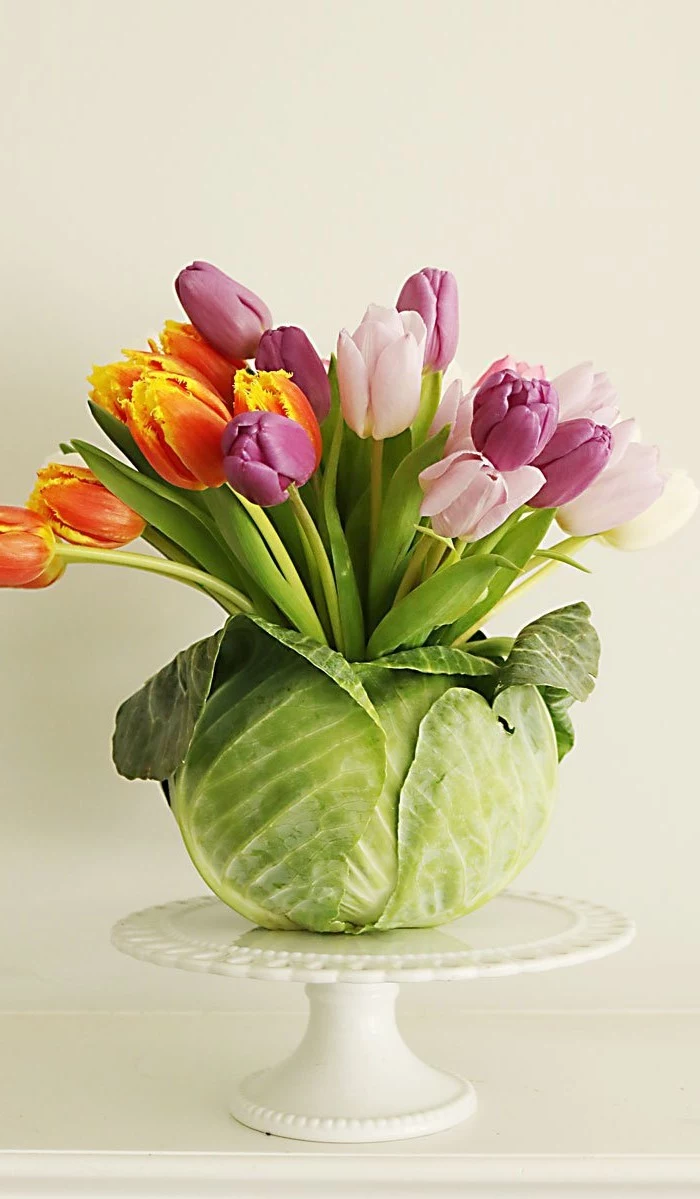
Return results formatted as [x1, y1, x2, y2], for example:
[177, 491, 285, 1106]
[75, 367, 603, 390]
[175, 261, 272, 360]
[557, 419, 665, 535]
[419, 450, 545, 541]
[471, 370, 559, 471]
[336, 305, 426, 439]
[397, 267, 459, 372]
[256, 326, 330, 421]
[529, 419, 612, 508]
[222, 410, 315, 507]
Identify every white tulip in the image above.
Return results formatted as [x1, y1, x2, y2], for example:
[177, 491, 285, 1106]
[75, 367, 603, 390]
[602, 469, 699, 551]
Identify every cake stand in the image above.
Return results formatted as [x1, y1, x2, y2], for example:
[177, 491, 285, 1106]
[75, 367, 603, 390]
[112, 889, 634, 1144]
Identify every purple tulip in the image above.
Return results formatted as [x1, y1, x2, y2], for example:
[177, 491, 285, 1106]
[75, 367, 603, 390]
[222, 410, 316, 507]
[471, 370, 559, 471]
[256, 326, 331, 421]
[529, 419, 613, 508]
[175, 261, 272, 360]
[397, 267, 459, 372]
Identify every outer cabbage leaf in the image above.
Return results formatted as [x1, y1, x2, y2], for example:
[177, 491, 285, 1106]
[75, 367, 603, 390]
[171, 621, 386, 932]
[377, 684, 558, 928]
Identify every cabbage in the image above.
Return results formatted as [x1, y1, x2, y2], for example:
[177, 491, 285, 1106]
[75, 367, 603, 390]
[112, 603, 599, 932]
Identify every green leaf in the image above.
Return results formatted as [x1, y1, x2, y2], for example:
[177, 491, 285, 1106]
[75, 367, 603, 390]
[87, 402, 160, 478]
[321, 366, 366, 660]
[71, 440, 247, 589]
[172, 621, 386, 931]
[539, 686, 576, 760]
[495, 601, 601, 703]
[411, 370, 443, 448]
[345, 486, 371, 607]
[366, 556, 500, 659]
[356, 645, 497, 677]
[368, 427, 449, 626]
[59, 442, 76, 455]
[438, 508, 556, 644]
[377, 685, 559, 928]
[532, 547, 592, 573]
[113, 628, 226, 780]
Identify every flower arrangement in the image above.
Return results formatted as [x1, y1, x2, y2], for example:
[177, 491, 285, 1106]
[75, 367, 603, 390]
[2, 262, 696, 932]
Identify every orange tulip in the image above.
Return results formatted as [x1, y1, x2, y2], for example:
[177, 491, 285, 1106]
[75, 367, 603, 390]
[233, 369, 322, 466]
[89, 350, 212, 420]
[125, 371, 231, 489]
[0, 507, 63, 589]
[28, 464, 146, 549]
[159, 320, 243, 403]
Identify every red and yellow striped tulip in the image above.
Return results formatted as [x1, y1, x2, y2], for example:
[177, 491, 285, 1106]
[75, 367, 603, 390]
[233, 369, 322, 466]
[125, 371, 231, 489]
[89, 350, 212, 419]
[28, 464, 146, 549]
[159, 320, 243, 404]
[0, 507, 63, 589]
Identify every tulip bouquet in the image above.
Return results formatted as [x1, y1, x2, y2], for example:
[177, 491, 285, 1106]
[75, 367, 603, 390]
[2, 261, 696, 932]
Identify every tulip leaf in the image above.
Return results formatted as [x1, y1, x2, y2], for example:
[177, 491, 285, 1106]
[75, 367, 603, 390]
[113, 626, 226, 780]
[366, 556, 500, 659]
[376, 684, 558, 928]
[495, 601, 600, 703]
[87, 401, 160, 479]
[532, 547, 592, 573]
[321, 363, 365, 660]
[368, 427, 449, 626]
[71, 440, 247, 590]
[438, 508, 556, 644]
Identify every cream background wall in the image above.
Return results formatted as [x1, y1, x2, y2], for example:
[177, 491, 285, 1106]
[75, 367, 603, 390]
[0, 0, 698, 1013]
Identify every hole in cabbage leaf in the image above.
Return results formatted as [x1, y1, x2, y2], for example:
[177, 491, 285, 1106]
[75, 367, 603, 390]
[498, 715, 515, 735]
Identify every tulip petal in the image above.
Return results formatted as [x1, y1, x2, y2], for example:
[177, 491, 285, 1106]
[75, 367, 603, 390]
[602, 469, 699, 550]
[336, 330, 371, 437]
[370, 334, 423, 440]
[558, 441, 664, 535]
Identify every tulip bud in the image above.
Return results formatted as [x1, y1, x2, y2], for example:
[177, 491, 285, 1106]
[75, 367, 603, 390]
[126, 372, 231, 489]
[28, 464, 146, 549]
[397, 267, 459, 372]
[222, 410, 316, 507]
[233, 368, 322, 466]
[175, 261, 272, 360]
[256, 326, 331, 421]
[336, 305, 426, 440]
[419, 451, 545, 541]
[471, 370, 559, 471]
[529, 419, 612, 508]
[159, 320, 243, 403]
[557, 420, 665, 536]
[0, 506, 63, 589]
[601, 469, 698, 551]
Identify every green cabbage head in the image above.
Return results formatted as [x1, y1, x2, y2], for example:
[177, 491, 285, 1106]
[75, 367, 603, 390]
[112, 604, 599, 932]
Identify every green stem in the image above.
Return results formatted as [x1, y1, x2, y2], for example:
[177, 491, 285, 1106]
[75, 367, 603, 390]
[288, 487, 344, 653]
[57, 545, 254, 615]
[393, 536, 434, 605]
[424, 538, 448, 579]
[291, 517, 334, 643]
[370, 439, 383, 558]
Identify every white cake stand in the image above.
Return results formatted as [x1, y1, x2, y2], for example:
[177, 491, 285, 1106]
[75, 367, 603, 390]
[112, 889, 633, 1144]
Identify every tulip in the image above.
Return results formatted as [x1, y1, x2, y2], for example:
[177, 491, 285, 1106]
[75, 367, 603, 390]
[602, 469, 698, 551]
[529, 419, 612, 508]
[471, 369, 559, 471]
[255, 326, 331, 421]
[419, 451, 545, 541]
[396, 267, 459, 372]
[159, 320, 243, 403]
[222, 410, 316, 507]
[553, 362, 619, 427]
[336, 305, 426, 439]
[175, 261, 272, 360]
[125, 371, 231, 489]
[557, 419, 665, 536]
[233, 368, 322, 466]
[0, 506, 63, 589]
[28, 464, 146, 549]
[472, 356, 546, 390]
[89, 350, 212, 420]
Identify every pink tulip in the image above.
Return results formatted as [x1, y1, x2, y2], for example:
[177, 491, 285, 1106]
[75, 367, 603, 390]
[396, 267, 459, 372]
[429, 379, 475, 452]
[420, 450, 544, 541]
[553, 362, 619, 426]
[472, 355, 546, 390]
[556, 419, 665, 536]
[336, 305, 426, 439]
